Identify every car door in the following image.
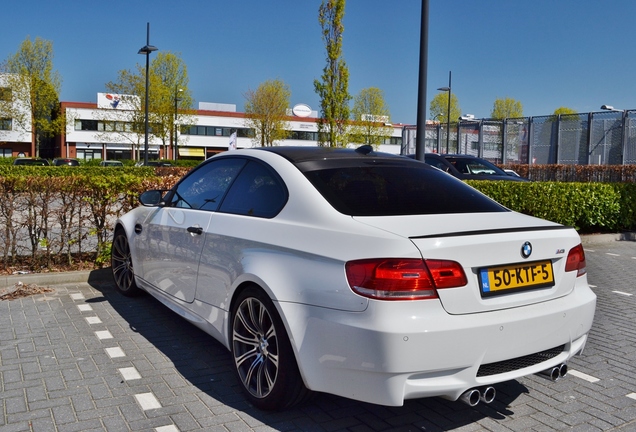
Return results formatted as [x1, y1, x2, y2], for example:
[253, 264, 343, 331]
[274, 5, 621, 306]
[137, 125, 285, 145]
[135, 157, 247, 303]
[194, 160, 288, 308]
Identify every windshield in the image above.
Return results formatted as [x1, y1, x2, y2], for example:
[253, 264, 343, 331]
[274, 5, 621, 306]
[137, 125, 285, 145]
[446, 157, 507, 176]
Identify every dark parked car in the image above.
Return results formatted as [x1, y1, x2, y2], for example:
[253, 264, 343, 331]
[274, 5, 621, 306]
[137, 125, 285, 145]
[134, 161, 172, 167]
[13, 158, 50, 166]
[99, 160, 124, 167]
[413, 153, 529, 182]
[52, 158, 80, 166]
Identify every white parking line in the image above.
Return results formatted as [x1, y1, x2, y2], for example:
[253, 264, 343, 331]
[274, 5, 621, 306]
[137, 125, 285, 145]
[606, 253, 620, 257]
[95, 330, 113, 340]
[568, 369, 600, 383]
[85, 316, 102, 325]
[613, 291, 633, 296]
[135, 392, 162, 410]
[627, 393, 636, 400]
[119, 367, 141, 381]
[77, 304, 92, 312]
[105, 347, 125, 358]
[70, 293, 85, 301]
[155, 426, 180, 432]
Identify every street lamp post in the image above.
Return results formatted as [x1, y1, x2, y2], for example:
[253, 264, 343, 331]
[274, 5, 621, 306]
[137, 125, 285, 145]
[173, 88, 183, 160]
[138, 22, 158, 166]
[437, 71, 452, 153]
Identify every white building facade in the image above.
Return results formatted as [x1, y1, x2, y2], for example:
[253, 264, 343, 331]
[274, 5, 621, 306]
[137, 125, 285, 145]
[59, 94, 405, 161]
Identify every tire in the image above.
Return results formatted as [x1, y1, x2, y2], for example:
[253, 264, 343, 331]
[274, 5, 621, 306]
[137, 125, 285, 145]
[111, 228, 142, 297]
[231, 286, 311, 410]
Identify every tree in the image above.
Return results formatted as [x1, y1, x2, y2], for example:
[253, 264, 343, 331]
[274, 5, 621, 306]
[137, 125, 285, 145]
[1, 36, 63, 157]
[313, 0, 351, 147]
[349, 87, 392, 148]
[491, 97, 523, 119]
[244, 79, 291, 147]
[553, 106, 577, 116]
[103, 52, 194, 158]
[429, 92, 461, 124]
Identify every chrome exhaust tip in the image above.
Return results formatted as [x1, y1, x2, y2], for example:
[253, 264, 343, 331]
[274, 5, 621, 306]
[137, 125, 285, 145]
[538, 363, 567, 381]
[480, 386, 496, 404]
[459, 388, 481, 407]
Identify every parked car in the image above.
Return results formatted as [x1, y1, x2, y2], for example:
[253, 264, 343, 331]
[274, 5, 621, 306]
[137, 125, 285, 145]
[134, 160, 172, 167]
[99, 160, 124, 167]
[414, 153, 529, 181]
[12, 158, 50, 166]
[52, 158, 80, 166]
[112, 146, 595, 410]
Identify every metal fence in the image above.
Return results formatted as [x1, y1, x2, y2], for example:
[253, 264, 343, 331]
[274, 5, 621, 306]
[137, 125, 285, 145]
[401, 110, 636, 165]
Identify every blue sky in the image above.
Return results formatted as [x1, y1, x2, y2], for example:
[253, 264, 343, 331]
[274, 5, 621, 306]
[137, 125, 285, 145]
[2, 0, 635, 125]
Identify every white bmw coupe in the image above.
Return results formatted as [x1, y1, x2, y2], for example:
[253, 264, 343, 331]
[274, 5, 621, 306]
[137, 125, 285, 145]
[112, 146, 596, 410]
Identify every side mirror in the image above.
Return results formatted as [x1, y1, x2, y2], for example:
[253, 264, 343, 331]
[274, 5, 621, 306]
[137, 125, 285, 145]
[139, 190, 165, 207]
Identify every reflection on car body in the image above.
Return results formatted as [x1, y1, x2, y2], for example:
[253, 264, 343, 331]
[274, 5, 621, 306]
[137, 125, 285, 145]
[112, 146, 595, 410]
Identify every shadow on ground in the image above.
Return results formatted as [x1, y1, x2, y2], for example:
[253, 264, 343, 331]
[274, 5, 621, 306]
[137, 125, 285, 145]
[85, 268, 528, 431]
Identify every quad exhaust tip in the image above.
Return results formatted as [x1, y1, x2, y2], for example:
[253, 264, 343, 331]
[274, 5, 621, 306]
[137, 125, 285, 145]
[459, 386, 496, 407]
[537, 363, 568, 382]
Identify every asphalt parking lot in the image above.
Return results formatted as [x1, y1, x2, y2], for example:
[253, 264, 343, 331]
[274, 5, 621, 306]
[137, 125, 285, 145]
[1, 238, 636, 432]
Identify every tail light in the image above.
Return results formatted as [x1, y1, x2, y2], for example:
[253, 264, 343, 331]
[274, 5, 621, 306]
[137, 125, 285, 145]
[345, 258, 467, 301]
[565, 244, 586, 277]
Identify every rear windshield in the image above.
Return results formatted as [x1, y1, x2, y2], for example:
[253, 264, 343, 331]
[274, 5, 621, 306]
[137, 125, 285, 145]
[302, 163, 507, 216]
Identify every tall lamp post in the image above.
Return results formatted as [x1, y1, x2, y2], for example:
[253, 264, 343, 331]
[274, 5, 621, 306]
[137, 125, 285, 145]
[138, 22, 158, 165]
[173, 88, 183, 160]
[437, 70, 452, 153]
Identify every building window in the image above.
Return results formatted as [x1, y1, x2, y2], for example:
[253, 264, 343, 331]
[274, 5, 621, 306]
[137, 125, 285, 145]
[0, 118, 11, 131]
[77, 149, 100, 161]
[75, 119, 99, 131]
[0, 148, 12, 157]
[0, 87, 12, 102]
[182, 125, 254, 138]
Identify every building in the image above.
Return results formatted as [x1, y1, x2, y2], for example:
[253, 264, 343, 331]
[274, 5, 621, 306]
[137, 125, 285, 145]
[57, 93, 405, 162]
[0, 73, 32, 157]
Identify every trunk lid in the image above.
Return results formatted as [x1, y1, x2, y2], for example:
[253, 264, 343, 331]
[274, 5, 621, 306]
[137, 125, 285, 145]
[353, 212, 583, 314]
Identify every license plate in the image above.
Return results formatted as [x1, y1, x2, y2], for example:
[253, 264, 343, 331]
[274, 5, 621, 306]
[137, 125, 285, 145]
[479, 260, 554, 297]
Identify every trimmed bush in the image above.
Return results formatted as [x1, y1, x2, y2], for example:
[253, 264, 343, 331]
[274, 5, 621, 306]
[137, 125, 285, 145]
[468, 180, 636, 232]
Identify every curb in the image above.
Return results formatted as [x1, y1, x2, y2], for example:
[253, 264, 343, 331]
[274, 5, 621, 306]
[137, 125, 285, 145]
[2, 268, 112, 290]
[2, 234, 634, 290]
[580, 232, 636, 245]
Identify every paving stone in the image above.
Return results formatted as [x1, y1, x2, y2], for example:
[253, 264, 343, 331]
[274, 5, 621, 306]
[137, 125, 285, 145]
[1, 240, 636, 431]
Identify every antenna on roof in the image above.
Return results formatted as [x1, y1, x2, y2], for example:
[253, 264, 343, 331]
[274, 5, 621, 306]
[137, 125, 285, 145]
[355, 145, 374, 155]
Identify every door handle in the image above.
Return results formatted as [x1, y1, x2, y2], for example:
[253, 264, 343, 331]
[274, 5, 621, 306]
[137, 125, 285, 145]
[187, 226, 203, 235]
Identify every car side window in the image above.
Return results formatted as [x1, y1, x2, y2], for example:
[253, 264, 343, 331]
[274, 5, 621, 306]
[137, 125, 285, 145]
[167, 158, 247, 211]
[219, 161, 287, 218]
[425, 157, 448, 172]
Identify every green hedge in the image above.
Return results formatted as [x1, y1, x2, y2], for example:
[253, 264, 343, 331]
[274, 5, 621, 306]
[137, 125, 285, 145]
[1, 169, 634, 273]
[467, 180, 636, 232]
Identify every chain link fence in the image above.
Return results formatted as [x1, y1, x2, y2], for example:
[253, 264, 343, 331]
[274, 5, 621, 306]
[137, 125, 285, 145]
[401, 110, 636, 165]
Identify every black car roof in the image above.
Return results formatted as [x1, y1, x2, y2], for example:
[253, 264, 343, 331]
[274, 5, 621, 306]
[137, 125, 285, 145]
[257, 145, 407, 164]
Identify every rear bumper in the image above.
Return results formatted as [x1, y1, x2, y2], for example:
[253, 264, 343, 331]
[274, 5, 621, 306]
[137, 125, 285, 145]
[279, 282, 596, 406]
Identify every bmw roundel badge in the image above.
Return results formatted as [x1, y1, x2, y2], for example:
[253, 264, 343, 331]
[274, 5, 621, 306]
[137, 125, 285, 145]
[521, 241, 532, 258]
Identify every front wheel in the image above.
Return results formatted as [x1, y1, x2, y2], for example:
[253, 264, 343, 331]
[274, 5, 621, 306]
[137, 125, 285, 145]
[111, 228, 142, 297]
[231, 286, 310, 410]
